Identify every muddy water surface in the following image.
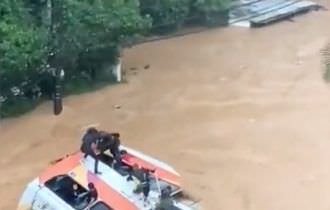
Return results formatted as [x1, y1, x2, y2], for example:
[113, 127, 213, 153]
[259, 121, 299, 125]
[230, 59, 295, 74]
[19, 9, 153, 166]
[1, 2, 330, 209]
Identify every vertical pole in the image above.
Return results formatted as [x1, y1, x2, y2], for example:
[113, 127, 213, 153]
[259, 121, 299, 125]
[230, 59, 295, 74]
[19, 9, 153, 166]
[154, 171, 162, 194]
[115, 58, 122, 82]
[46, 0, 64, 116]
[53, 69, 63, 115]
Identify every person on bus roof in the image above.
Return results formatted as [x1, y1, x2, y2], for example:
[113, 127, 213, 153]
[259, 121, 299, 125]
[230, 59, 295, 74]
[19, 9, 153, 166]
[86, 183, 98, 204]
[110, 133, 121, 161]
[80, 127, 101, 174]
[98, 131, 122, 162]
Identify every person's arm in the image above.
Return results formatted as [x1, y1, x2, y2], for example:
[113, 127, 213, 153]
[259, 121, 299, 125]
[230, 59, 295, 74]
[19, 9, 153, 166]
[85, 191, 93, 204]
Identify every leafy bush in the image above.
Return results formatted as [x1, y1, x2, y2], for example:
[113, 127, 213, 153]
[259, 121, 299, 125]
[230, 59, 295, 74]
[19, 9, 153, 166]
[0, 1, 46, 90]
[139, 0, 190, 34]
[193, 0, 231, 12]
[0, 0, 233, 118]
[47, 0, 151, 77]
[0, 96, 39, 118]
[0, 0, 151, 117]
[191, 0, 231, 26]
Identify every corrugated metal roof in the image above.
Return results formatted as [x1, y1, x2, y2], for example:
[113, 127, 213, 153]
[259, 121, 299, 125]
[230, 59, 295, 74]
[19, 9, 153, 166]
[251, 1, 318, 24]
[229, 0, 320, 27]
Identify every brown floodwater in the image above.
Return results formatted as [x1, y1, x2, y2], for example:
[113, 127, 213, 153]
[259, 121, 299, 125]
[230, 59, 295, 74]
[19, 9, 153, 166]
[1, 1, 330, 209]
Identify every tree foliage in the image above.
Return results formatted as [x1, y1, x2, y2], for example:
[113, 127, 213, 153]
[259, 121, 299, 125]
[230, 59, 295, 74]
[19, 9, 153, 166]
[140, 0, 190, 33]
[0, 0, 231, 117]
[193, 0, 231, 13]
[191, 0, 231, 26]
[0, 0, 47, 96]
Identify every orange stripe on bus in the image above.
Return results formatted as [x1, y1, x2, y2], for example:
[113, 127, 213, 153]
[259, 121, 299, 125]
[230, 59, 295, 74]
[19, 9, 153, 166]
[39, 152, 82, 183]
[39, 152, 138, 210]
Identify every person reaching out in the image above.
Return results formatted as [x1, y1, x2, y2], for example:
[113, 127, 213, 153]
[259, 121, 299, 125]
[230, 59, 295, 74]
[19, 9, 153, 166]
[97, 131, 122, 162]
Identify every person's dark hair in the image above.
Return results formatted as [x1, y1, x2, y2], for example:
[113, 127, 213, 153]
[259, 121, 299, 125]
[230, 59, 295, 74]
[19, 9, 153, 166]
[120, 150, 127, 155]
[87, 127, 98, 134]
[112, 133, 120, 138]
[88, 182, 95, 189]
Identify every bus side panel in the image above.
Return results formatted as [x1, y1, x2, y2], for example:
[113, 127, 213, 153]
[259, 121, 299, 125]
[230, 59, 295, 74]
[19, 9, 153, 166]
[31, 186, 74, 210]
[17, 178, 40, 210]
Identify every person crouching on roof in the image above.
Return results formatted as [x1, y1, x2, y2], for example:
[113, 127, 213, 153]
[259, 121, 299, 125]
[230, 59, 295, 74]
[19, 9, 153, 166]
[155, 186, 177, 210]
[80, 127, 102, 174]
[131, 164, 151, 202]
[110, 133, 121, 161]
[98, 131, 122, 162]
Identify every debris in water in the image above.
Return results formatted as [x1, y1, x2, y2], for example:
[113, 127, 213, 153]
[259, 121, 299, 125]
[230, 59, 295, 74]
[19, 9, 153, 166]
[113, 104, 121, 109]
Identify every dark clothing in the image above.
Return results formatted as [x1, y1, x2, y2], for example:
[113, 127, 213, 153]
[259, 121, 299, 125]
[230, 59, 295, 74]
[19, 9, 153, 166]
[161, 187, 172, 199]
[86, 188, 98, 203]
[86, 153, 99, 174]
[156, 198, 180, 210]
[142, 171, 151, 199]
[81, 132, 99, 153]
[131, 168, 145, 182]
[156, 186, 179, 210]
[130, 168, 151, 198]
[110, 142, 121, 161]
[97, 132, 121, 161]
[142, 182, 150, 198]
[81, 132, 100, 174]
[96, 134, 111, 153]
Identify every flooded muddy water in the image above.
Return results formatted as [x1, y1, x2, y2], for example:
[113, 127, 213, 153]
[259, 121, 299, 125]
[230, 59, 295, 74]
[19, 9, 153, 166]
[1, 2, 330, 209]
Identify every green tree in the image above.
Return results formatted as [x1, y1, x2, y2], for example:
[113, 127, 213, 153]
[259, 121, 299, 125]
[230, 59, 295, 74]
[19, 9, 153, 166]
[0, 0, 232, 117]
[193, 0, 231, 12]
[45, 0, 151, 79]
[192, 0, 231, 26]
[0, 0, 47, 97]
[0, 0, 151, 117]
[139, 0, 190, 34]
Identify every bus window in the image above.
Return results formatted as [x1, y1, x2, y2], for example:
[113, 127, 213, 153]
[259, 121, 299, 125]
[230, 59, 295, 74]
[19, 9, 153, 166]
[90, 201, 114, 210]
[45, 175, 90, 210]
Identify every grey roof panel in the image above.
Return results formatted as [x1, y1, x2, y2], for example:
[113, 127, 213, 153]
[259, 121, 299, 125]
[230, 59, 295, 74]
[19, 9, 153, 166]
[251, 1, 318, 23]
[229, 0, 320, 26]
